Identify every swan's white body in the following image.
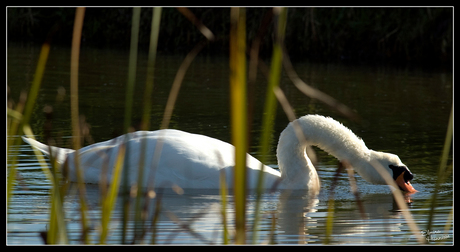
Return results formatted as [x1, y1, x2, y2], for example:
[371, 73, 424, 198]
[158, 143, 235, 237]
[22, 114, 415, 192]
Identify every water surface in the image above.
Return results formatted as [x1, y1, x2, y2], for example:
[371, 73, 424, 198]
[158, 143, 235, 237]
[7, 44, 453, 245]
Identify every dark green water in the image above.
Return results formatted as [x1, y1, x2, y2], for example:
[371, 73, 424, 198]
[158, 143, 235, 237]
[7, 44, 452, 245]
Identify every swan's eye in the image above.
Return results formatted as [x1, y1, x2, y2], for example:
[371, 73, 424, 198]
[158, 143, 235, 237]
[389, 164, 413, 182]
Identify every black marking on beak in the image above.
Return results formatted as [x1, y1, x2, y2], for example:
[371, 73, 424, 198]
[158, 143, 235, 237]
[389, 164, 413, 183]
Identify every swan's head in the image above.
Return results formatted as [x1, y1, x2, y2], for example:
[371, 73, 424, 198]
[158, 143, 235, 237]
[358, 151, 416, 193]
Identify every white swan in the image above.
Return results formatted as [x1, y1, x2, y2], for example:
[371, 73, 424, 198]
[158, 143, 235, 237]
[21, 114, 416, 193]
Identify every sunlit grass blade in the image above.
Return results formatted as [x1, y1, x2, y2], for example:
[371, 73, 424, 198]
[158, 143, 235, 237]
[70, 7, 90, 244]
[140, 7, 162, 132]
[123, 7, 141, 134]
[370, 160, 425, 244]
[443, 207, 453, 244]
[324, 162, 345, 244]
[7, 39, 51, 206]
[229, 7, 247, 244]
[149, 189, 163, 244]
[146, 40, 206, 192]
[121, 7, 141, 244]
[133, 7, 162, 244]
[23, 125, 68, 244]
[143, 38, 207, 242]
[325, 197, 335, 244]
[343, 161, 366, 219]
[220, 170, 229, 244]
[176, 7, 215, 41]
[251, 7, 287, 244]
[426, 105, 453, 232]
[99, 143, 126, 244]
[282, 47, 360, 122]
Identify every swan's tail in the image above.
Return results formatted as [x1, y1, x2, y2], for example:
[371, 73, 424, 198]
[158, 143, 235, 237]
[21, 136, 75, 164]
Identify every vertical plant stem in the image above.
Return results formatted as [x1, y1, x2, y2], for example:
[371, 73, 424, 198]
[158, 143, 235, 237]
[147, 40, 206, 191]
[426, 105, 453, 232]
[324, 164, 344, 244]
[121, 7, 141, 244]
[124, 7, 141, 134]
[371, 160, 425, 244]
[220, 170, 229, 244]
[149, 189, 163, 244]
[251, 7, 287, 244]
[134, 7, 162, 243]
[140, 7, 162, 131]
[7, 40, 50, 206]
[23, 126, 68, 244]
[70, 7, 89, 244]
[229, 7, 247, 244]
[99, 144, 126, 244]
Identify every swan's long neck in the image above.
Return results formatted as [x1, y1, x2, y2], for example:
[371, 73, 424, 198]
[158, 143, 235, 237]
[276, 115, 371, 189]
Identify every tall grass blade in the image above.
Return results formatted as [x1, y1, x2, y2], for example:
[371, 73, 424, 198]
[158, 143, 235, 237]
[282, 48, 360, 122]
[23, 126, 68, 244]
[176, 7, 215, 41]
[252, 7, 287, 244]
[343, 161, 366, 219]
[99, 143, 126, 244]
[123, 7, 141, 134]
[7, 40, 51, 206]
[426, 105, 453, 232]
[370, 160, 425, 244]
[121, 7, 141, 244]
[325, 197, 335, 244]
[140, 7, 162, 131]
[149, 189, 163, 244]
[220, 170, 229, 244]
[229, 7, 247, 244]
[133, 7, 162, 244]
[70, 7, 90, 244]
[324, 162, 345, 244]
[146, 40, 206, 191]
[273, 86, 318, 168]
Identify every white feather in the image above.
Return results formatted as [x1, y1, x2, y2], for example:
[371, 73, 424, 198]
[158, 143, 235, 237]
[22, 115, 410, 192]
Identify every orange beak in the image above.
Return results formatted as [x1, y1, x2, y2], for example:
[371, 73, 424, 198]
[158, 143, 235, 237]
[395, 171, 417, 193]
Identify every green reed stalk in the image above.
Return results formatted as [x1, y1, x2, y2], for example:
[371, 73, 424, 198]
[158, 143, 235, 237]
[324, 163, 344, 244]
[325, 198, 335, 244]
[22, 126, 69, 244]
[120, 7, 141, 244]
[100, 144, 126, 244]
[123, 7, 141, 134]
[251, 7, 287, 244]
[140, 7, 162, 132]
[133, 7, 162, 243]
[370, 160, 425, 244]
[229, 7, 247, 244]
[70, 7, 90, 244]
[149, 189, 163, 244]
[426, 105, 453, 233]
[220, 170, 229, 244]
[7, 37, 51, 206]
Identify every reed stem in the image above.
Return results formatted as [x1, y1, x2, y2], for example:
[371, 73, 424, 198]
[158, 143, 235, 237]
[70, 7, 89, 244]
[229, 7, 247, 244]
[251, 7, 287, 244]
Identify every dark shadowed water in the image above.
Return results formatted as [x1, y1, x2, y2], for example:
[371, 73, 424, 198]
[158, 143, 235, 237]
[7, 44, 452, 245]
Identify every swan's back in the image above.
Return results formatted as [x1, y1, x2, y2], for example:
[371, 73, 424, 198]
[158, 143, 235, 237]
[32, 130, 281, 189]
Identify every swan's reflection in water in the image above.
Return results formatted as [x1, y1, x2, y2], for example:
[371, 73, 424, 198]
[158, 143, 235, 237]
[75, 185, 423, 244]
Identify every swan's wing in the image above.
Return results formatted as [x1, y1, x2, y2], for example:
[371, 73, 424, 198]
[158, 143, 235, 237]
[64, 130, 235, 188]
[148, 131, 236, 189]
[64, 129, 282, 189]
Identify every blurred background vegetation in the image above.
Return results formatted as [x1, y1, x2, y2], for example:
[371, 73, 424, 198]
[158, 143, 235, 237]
[8, 7, 452, 67]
